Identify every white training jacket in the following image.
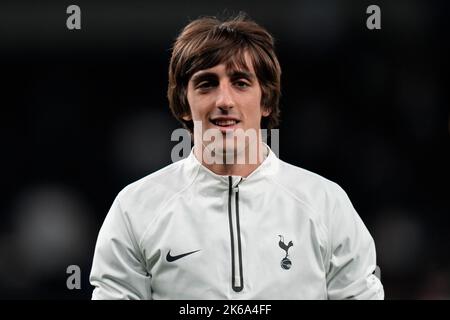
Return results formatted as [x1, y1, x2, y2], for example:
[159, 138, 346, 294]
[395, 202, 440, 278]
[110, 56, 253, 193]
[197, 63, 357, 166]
[90, 146, 384, 300]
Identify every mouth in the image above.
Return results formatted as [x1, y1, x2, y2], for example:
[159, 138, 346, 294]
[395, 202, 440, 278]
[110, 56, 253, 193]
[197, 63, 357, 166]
[209, 118, 241, 129]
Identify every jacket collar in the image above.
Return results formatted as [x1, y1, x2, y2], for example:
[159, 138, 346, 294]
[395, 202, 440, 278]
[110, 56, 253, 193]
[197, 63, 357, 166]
[183, 143, 279, 190]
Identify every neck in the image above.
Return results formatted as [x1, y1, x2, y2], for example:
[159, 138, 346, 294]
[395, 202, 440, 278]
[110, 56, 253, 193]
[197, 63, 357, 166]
[194, 140, 268, 178]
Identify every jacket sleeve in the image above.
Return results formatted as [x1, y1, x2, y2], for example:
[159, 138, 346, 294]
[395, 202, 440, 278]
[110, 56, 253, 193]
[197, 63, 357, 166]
[326, 186, 384, 300]
[89, 196, 151, 300]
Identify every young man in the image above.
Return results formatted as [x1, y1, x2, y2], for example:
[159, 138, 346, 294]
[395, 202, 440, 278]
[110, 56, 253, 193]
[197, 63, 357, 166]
[89, 14, 384, 299]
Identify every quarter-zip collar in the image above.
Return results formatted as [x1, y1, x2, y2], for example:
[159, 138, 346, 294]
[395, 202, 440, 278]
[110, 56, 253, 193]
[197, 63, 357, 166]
[184, 143, 280, 191]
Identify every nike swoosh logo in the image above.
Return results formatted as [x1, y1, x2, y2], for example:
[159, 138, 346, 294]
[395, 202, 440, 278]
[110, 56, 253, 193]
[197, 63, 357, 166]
[166, 249, 201, 262]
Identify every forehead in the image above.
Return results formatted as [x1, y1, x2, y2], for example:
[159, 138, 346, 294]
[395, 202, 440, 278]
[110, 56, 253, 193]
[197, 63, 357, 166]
[189, 51, 256, 79]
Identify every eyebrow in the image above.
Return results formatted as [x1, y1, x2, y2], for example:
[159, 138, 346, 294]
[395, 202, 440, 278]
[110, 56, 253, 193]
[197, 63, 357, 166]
[190, 70, 256, 84]
[229, 71, 256, 81]
[190, 72, 217, 85]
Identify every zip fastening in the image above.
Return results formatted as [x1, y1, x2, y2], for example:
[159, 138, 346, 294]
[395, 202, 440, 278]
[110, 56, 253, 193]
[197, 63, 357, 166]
[228, 176, 244, 292]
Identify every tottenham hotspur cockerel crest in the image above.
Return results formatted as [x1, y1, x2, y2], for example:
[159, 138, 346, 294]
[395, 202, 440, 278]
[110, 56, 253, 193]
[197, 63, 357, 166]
[278, 235, 294, 270]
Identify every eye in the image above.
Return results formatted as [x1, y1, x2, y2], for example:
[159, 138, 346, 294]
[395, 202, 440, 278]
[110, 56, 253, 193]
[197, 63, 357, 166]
[196, 80, 216, 90]
[234, 80, 250, 88]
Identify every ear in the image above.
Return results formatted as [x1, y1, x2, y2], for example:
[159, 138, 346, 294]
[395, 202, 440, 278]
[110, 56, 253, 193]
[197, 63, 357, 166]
[182, 113, 192, 121]
[261, 107, 271, 118]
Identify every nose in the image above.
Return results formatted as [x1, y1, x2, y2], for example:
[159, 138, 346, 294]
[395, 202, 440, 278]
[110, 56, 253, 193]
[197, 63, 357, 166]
[215, 81, 234, 111]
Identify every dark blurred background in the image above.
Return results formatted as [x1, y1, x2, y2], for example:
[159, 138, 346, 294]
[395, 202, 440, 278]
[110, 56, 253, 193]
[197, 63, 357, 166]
[0, 0, 448, 299]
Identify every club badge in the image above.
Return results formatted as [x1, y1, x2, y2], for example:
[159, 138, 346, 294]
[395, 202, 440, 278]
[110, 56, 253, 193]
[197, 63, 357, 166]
[278, 235, 293, 270]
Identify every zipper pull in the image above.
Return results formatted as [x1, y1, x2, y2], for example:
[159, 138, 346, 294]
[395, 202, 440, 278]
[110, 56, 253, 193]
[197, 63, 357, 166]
[233, 177, 243, 193]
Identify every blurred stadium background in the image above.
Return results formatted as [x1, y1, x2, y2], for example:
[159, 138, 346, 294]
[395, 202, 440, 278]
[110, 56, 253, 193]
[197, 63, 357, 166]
[0, 0, 448, 299]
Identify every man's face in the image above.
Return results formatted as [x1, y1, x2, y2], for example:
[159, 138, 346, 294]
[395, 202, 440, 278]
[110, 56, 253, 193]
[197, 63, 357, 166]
[185, 53, 270, 160]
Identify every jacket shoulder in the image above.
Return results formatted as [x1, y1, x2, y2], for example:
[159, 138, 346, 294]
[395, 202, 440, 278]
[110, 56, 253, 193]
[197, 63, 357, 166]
[114, 158, 196, 238]
[271, 160, 348, 222]
[120, 159, 192, 200]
